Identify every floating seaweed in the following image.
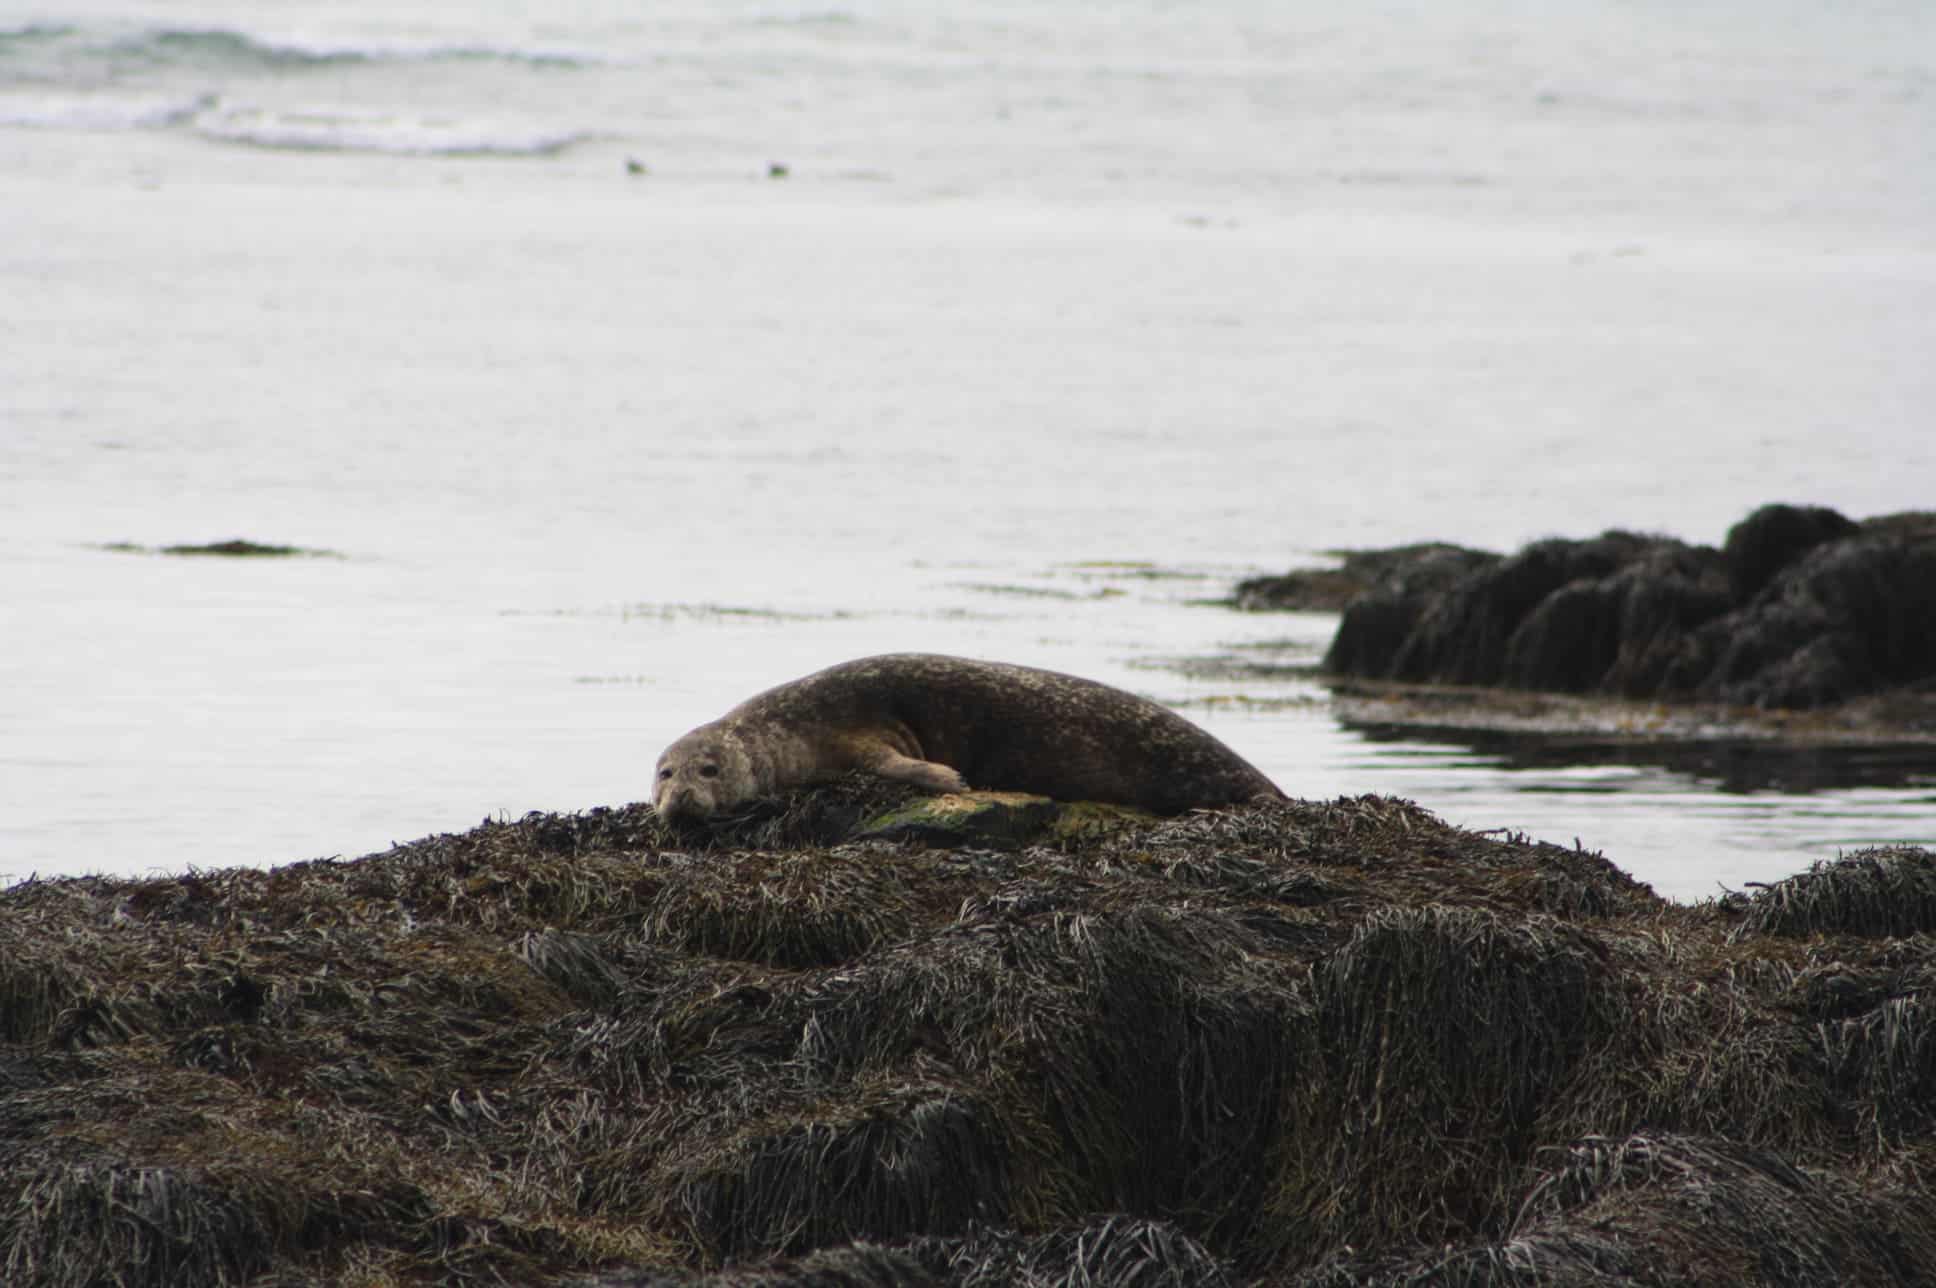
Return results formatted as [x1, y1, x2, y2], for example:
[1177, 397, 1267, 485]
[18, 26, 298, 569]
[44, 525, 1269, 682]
[94, 539, 338, 558]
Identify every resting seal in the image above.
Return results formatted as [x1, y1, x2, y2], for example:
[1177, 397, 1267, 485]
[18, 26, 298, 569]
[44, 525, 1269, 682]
[652, 652, 1284, 820]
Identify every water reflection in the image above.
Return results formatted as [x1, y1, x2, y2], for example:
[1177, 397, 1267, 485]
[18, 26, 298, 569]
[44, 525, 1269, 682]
[1344, 722, 1936, 795]
[1315, 719, 1936, 901]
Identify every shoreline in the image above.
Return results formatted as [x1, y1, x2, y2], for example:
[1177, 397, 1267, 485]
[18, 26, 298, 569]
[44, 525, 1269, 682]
[1324, 676, 1936, 748]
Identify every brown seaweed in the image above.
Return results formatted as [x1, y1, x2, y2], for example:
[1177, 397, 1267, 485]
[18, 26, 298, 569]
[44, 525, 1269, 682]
[2, 792, 1933, 1285]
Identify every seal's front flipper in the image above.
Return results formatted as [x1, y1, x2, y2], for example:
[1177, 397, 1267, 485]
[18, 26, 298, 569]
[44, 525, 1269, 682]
[863, 748, 969, 794]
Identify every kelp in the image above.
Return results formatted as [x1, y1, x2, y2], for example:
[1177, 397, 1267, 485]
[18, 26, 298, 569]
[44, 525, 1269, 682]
[2, 793, 1933, 1285]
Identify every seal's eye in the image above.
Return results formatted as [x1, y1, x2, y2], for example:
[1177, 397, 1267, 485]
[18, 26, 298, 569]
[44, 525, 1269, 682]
[699, 763, 720, 779]
[658, 768, 672, 780]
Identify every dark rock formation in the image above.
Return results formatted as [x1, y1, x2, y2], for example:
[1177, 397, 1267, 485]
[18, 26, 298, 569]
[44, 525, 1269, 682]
[1232, 544, 1493, 614]
[1722, 503, 1861, 599]
[1256, 504, 1936, 710]
[3, 791, 1935, 1285]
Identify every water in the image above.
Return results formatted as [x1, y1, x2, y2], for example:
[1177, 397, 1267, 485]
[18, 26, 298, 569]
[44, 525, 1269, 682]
[5, 2, 1934, 901]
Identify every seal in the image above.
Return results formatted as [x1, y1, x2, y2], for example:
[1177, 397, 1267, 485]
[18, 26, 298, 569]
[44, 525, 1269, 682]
[652, 652, 1285, 820]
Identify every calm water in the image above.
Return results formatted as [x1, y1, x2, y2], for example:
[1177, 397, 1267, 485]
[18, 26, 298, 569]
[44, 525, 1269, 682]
[5, 1, 1934, 900]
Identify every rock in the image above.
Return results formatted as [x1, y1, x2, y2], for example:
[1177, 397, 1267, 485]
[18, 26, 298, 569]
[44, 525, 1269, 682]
[1300, 505, 1936, 711]
[1722, 502, 1861, 599]
[4, 798, 1933, 1285]
[1233, 544, 1491, 613]
[1319, 546, 1504, 676]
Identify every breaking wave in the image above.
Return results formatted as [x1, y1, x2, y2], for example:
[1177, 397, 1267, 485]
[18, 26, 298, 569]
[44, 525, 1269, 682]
[0, 22, 75, 45]
[134, 26, 606, 70]
[0, 92, 212, 131]
[191, 104, 593, 157]
[0, 90, 588, 156]
[0, 21, 599, 158]
[5, 23, 607, 73]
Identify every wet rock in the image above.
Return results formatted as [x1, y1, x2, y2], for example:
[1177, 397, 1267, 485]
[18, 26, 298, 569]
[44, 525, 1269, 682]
[1293, 504, 1936, 710]
[1696, 515, 1936, 707]
[1234, 543, 1491, 614]
[1723, 503, 1861, 598]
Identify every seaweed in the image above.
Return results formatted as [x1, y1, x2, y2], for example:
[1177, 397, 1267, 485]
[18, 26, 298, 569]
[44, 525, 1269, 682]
[1301, 503, 1936, 712]
[1735, 847, 1936, 939]
[2, 795, 1933, 1285]
[93, 539, 338, 558]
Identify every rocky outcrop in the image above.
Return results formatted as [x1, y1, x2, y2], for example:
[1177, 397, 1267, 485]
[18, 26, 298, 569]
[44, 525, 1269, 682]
[1243, 504, 1936, 711]
[1230, 543, 1494, 613]
[4, 788, 1935, 1286]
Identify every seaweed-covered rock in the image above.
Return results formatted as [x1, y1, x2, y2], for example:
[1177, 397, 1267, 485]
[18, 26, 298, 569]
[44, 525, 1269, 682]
[588, 1242, 940, 1287]
[1297, 1132, 1936, 1286]
[1731, 846, 1936, 940]
[1233, 545, 1494, 614]
[2, 797, 1934, 1286]
[1288, 504, 1936, 710]
[911, 1215, 1235, 1288]
[1693, 515, 1936, 707]
[1723, 503, 1863, 599]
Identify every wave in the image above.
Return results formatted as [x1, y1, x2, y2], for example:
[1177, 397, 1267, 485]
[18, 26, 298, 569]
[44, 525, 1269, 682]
[749, 9, 859, 28]
[112, 26, 606, 72]
[0, 90, 588, 157]
[191, 104, 592, 157]
[2, 22, 607, 73]
[0, 22, 75, 46]
[0, 91, 213, 131]
[134, 27, 367, 68]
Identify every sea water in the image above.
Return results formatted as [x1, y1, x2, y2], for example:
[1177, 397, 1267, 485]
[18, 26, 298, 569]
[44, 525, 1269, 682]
[4, 1, 1934, 899]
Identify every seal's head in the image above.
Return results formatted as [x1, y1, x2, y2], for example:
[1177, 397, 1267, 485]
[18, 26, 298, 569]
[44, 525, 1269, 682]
[653, 724, 756, 821]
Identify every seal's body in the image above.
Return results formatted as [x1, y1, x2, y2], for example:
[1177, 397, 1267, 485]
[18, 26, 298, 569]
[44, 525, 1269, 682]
[652, 653, 1284, 820]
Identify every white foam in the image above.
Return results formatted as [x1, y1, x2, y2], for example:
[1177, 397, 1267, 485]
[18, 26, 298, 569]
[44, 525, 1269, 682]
[0, 91, 211, 131]
[180, 27, 621, 69]
[191, 103, 590, 156]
